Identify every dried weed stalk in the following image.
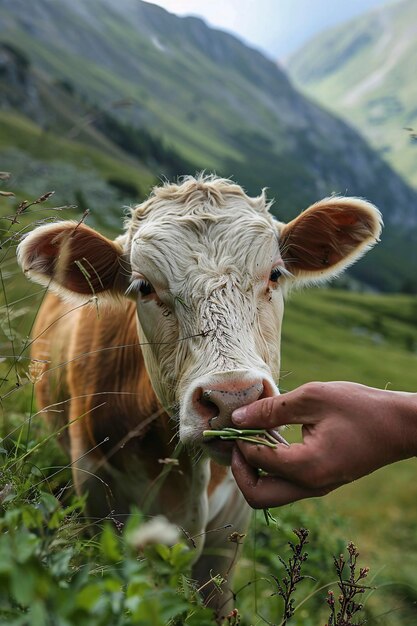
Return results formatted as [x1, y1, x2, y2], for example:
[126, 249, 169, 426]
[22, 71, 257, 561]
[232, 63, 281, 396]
[272, 527, 311, 625]
[325, 542, 371, 626]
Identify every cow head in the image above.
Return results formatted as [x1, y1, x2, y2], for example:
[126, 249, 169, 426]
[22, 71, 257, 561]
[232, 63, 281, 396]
[18, 176, 382, 464]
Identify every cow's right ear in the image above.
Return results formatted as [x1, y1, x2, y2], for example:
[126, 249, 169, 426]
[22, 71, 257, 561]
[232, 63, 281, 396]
[17, 221, 130, 298]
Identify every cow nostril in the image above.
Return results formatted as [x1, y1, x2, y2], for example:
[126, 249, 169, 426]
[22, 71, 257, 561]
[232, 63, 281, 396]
[201, 394, 219, 422]
[202, 390, 212, 402]
[192, 380, 274, 431]
[259, 380, 273, 400]
[193, 388, 219, 423]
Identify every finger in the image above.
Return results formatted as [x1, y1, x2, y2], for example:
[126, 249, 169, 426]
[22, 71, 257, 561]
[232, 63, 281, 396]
[232, 388, 316, 429]
[235, 439, 309, 482]
[231, 448, 332, 508]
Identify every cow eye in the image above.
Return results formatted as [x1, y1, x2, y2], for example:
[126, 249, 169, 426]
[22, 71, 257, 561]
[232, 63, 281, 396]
[138, 280, 155, 296]
[269, 267, 282, 283]
[126, 276, 156, 298]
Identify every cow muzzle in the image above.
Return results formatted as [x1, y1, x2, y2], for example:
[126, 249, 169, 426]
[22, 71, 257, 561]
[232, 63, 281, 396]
[181, 370, 279, 465]
[200, 382, 263, 430]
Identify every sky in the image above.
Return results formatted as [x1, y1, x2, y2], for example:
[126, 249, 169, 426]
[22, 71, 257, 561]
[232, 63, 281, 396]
[147, 0, 390, 61]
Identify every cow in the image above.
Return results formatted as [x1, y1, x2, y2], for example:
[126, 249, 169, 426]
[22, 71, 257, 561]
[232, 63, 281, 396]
[17, 175, 382, 611]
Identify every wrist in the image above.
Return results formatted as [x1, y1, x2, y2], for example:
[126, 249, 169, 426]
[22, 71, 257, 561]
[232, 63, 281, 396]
[384, 390, 417, 460]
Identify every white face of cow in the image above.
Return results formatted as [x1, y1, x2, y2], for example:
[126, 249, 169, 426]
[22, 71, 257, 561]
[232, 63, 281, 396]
[127, 187, 285, 461]
[17, 176, 382, 465]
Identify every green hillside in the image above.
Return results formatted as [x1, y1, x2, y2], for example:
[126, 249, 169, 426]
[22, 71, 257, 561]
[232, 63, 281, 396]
[288, 0, 417, 190]
[2, 0, 417, 290]
[282, 288, 417, 391]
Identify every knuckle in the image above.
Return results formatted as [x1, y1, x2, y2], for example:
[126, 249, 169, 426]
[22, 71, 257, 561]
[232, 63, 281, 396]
[260, 396, 276, 422]
[301, 381, 325, 400]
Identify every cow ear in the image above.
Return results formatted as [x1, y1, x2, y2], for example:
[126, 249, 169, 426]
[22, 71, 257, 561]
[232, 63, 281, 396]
[17, 221, 130, 298]
[278, 197, 382, 284]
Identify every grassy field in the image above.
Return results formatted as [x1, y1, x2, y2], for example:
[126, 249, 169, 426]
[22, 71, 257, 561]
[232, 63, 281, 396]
[1, 198, 417, 624]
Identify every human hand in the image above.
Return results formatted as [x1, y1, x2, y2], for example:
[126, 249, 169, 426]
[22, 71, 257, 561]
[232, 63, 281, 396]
[231, 382, 417, 508]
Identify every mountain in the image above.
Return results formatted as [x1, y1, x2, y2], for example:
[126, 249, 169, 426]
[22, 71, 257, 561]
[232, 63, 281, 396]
[287, 0, 417, 191]
[1, 0, 417, 291]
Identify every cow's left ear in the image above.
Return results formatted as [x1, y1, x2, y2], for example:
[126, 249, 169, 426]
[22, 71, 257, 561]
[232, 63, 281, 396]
[278, 197, 382, 284]
[17, 221, 130, 298]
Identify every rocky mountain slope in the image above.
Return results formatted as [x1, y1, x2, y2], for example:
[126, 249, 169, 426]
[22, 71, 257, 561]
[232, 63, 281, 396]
[288, 0, 417, 191]
[1, 0, 417, 290]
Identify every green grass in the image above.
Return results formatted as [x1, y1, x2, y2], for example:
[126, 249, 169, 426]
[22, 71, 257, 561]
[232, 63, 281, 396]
[282, 289, 417, 391]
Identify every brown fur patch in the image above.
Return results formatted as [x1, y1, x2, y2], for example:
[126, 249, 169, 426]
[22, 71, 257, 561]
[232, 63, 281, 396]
[208, 461, 229, 497]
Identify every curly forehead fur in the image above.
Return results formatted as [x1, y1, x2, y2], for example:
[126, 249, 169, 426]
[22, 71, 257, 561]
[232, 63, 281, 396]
[125, 174, 273, 236]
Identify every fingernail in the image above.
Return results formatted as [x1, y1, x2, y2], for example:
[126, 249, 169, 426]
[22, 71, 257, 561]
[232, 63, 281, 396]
[232, 407, 247, 423]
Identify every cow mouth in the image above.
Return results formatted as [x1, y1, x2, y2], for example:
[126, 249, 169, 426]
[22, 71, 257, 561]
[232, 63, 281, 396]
[202, 437, 235, 465]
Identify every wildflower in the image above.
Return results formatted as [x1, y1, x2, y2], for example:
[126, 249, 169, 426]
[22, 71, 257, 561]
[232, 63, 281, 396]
[128, 515, 180, 550]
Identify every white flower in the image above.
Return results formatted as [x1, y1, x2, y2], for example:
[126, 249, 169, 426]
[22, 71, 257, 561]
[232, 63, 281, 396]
[128, 515, 180, 550]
